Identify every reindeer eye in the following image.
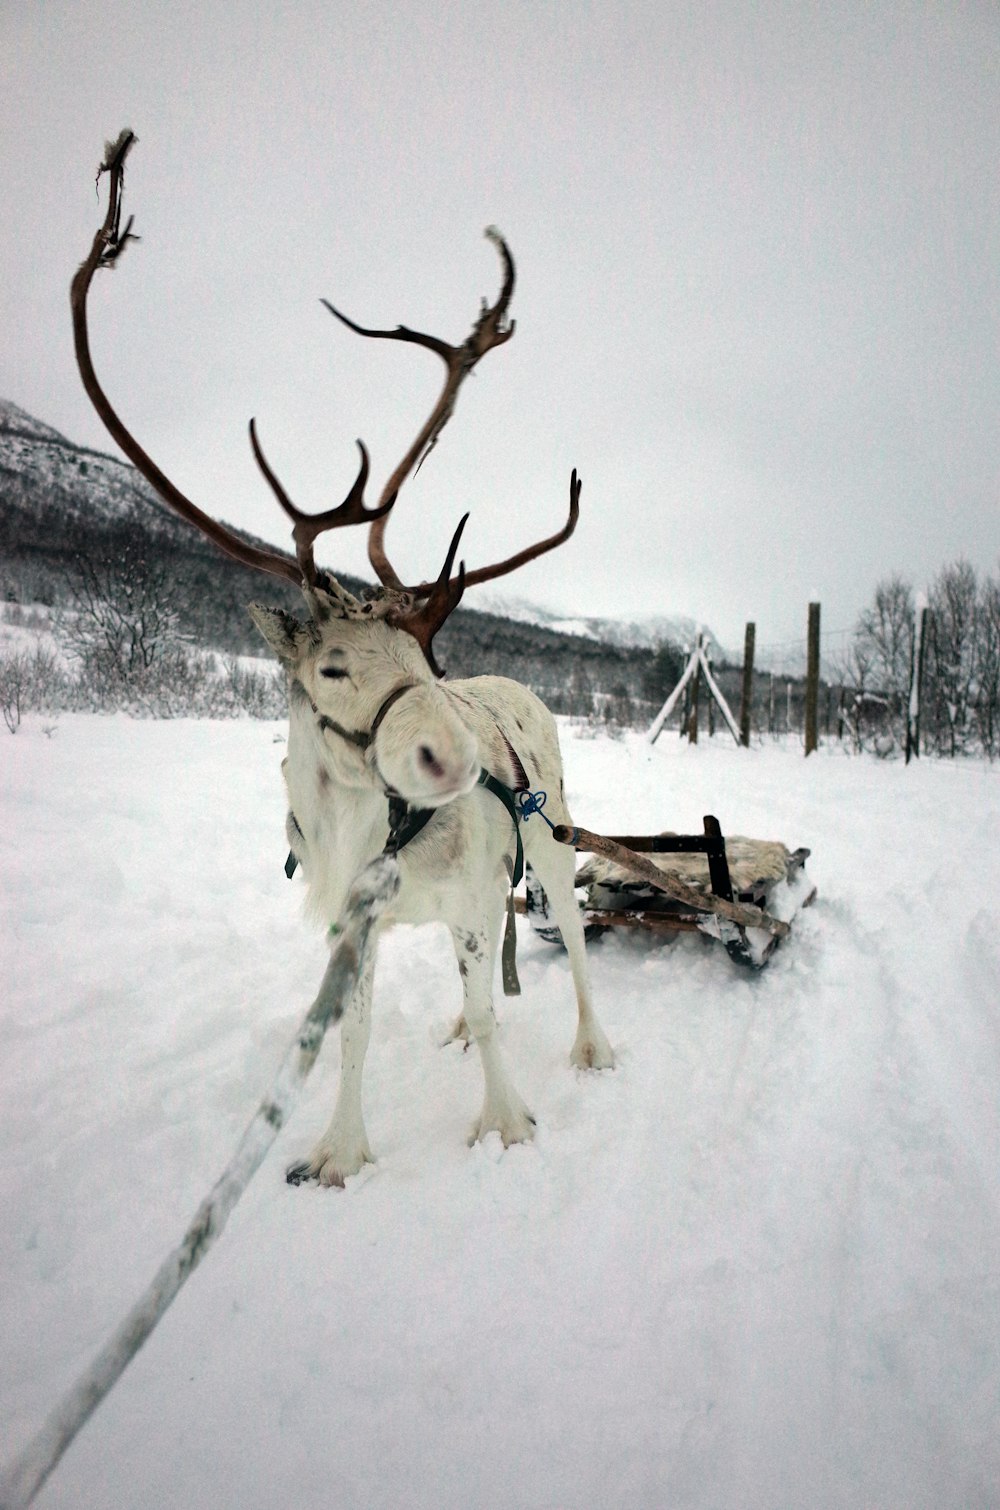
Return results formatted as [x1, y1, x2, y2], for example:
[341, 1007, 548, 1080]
[320, 666, 349, 680]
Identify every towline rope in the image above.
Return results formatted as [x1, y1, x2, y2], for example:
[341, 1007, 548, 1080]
[0, 852, 401, 1510]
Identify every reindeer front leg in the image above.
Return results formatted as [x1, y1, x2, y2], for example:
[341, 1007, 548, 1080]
[286, 947, 376, 1188]
[450, 916, 535, 1148]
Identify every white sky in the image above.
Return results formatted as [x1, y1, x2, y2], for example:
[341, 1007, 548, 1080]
[2, 0, 997, 655]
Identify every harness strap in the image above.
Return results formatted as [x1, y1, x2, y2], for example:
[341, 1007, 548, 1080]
[477, 769, 525, 886]
[284, 769, 524, 878]
[286, 700, 531, 995]
[285, 765, 528, 995]
[314, 681, 419, 753]
[383, 793, 435, 857]
[476, 768, 524, 996]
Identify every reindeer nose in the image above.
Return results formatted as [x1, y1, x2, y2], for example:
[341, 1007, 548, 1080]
[418, 744, 447, 782]
[373, 690, 479, 804]
[416, 741, 478, 794]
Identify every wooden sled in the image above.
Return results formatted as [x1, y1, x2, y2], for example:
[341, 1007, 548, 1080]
[520, 814, 816, 970]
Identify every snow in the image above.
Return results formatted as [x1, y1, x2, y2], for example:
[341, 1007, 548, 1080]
[0, 606, 62, 665]
[3, 717, 999, 1509]
[471, 591, 728, 661]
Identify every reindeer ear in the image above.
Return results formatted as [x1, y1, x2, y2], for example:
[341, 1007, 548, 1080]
[248, 603, 310, 662]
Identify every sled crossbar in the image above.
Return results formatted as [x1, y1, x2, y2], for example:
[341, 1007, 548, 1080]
[598, 816, 735, 902]
[551, 815, 790, 938]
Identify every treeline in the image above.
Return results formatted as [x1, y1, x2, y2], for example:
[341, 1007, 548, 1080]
[834, 562, 1000, 758]
[6, 501, 998, 765]
[0, 469, 308, 658]
[1, 512, 685, 726]
[433, 613, 682, 722]
[625, 566, 1000, 761]
[2, 404, 686, 726]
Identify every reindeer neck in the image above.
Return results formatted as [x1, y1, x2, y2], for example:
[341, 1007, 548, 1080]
[287, 687, 383, 803]
[284, 692, 392, 924]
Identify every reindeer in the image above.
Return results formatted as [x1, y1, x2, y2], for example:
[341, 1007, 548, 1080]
[72, 133, 614, 1186]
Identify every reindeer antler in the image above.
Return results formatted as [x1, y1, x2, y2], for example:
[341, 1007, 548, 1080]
[322, 224, 516, 593]
[323, 230, 580, 624]
[248, 424, 391, 587]
[71, 132, 390, 592]
[387, 514, 470, 678]
[417, 468, 581, 596]
[72, 135, 582, 668]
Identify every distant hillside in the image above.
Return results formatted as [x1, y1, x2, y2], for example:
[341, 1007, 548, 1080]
[475, 590, 731, 661]
[0, 400, 68, 445]
[0, 399, 684, 718]
[0, 397, 314, 654]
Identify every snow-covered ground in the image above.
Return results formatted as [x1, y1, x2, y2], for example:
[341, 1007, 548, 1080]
[3, 717, 999, 1509]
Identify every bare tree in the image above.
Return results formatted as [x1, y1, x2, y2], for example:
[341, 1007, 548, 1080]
[927, 560, 979, 756]
[0, 650, 27, 732]
[0, 643, 64, 728]
[975, 572, 1000, 757]
[854, 575, 914, 749]
[839, 560, 1000, 760]
[831, 631, 885, 753]
[58, 527, 184, 696]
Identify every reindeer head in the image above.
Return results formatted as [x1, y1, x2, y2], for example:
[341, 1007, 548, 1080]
[71, 131, 580, 797]
[248, 584, 481, 806]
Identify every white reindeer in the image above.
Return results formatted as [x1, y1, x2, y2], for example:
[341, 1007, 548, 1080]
[72, 132, 614, 1186]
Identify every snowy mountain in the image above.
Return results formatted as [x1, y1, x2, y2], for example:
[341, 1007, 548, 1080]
[0, 398, 69, 446]
[475, 590, 732, 662]
[0, 397, 725, 659]
[0, 397, 319, 655]
[0, 396, 182, 534]
[0, 398, 686, 714]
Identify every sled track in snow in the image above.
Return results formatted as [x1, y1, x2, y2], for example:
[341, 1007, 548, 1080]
[537, 898, 1000, 1506]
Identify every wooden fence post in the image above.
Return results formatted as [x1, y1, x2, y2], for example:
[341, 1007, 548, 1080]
[681, 647, 692, 738]
[905, 599, 929, 763]
[687, 633, 702, 743]
[805, 601, 821, 755]
[739, 622, 755, 747]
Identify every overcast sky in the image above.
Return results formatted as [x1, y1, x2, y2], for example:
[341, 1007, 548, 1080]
[3, 0, 997, 657]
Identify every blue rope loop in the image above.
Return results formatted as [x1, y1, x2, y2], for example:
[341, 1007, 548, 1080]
[518, 789, 557, 831]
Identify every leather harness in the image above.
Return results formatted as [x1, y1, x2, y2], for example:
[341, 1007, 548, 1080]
[285, 681, 530, 992]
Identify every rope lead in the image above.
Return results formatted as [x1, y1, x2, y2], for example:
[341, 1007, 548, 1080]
[517, 788, 557, 831]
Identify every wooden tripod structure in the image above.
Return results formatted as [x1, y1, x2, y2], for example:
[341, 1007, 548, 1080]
[647, 632, 741, 746]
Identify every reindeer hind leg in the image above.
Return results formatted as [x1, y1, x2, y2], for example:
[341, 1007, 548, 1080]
[450, 915, 535, 1147]
[522, 828, 615, 1070]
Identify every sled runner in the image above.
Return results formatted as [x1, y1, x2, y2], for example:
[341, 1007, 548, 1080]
[521, 814, 816, 970]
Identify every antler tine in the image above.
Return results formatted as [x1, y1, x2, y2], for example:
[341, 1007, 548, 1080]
[74, 142, 574, 645]
[407, 469, 582, 599]
[248, 421, 394, 585]
[321, 226, 516, 591]
[461, 467, 581, 590]
[389, 513, 469, 678]
[71, 132, 304, 589]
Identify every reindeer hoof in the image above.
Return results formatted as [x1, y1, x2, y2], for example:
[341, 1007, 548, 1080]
[469, 1106, 536, 1149]
[443, 1013, 472, 1050]
[285, 1161, 318, 1187]
[285, 1141, 373, 1188]
[570, 1031, 615, 1072]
